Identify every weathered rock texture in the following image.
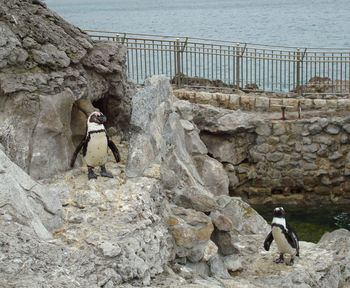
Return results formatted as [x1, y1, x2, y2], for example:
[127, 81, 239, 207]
[175, 99, 350, 204]
[126, 76, 268, 279]
[1, 74, 350, 288]
[0, 0, 131, 179]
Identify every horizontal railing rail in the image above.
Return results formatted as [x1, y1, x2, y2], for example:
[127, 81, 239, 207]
[86, 30, 350, 95]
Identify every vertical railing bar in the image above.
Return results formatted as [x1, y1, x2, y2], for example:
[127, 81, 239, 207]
[254, 49, 257, 89]
[236, 44, 240, 89]
[136, 40, 140, 82]
[279, 50, 282, 91]
[331, 53, 334, 93]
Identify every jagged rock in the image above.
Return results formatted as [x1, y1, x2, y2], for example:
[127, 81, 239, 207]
[0, 149, 63, 239]
[200, 132, 255, 165]
[216, 195, 269, 234]
[222, 254, 243, 272]
[208, 254, 231, 279]
[193, 155, 229, 196]
[0, 0, 132, 179]
[180, 119, 208, 155]
[174, 186, 218, 213]
[223, 163, 240, 190]
[211, 229, 239, 256]
[166, 205, 214, 250]
[210, 211, 234, 232]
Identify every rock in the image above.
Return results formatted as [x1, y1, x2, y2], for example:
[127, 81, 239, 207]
[210, 211, 234, 232]
[32, 43, 71, 68]
[208, 254, 231, 279]
[211, 230, 239, 256]
[202, 240, 219, 262]
[126, 76, 174, 178]
[166, 205, 214, 250]
[223, 163, 240, 190]
[0, 149, 62, 239]
[180, 120, 208, 155]
[193, 155, 229, 196]
[222, 254, 243, 272]
[216, 196, 269, 235]
[174, 186, 218, 213]
[200, 132, 254, 165]
[0, 0, 132, 179]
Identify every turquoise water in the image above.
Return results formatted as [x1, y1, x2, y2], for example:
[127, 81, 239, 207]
[45, 0, 350, 48]
[253, 204, 350, 243]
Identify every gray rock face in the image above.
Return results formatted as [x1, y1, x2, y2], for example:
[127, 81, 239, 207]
[0, 0, 132, 179]
[0, 149, 63, 240]
[193, 155, 229, 196]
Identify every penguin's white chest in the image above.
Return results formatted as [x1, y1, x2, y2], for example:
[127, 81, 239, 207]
[84, 132, 108, 167]
[272, 226, 295, 255]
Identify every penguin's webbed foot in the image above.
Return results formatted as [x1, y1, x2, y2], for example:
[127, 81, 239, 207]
[88, 166, 98, 180]
[100, 165, 113, 178]
[274, 254, 284, 264]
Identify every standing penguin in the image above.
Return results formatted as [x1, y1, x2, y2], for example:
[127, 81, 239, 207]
[70, 111, 120, 180]
[263, 207, 299, 264]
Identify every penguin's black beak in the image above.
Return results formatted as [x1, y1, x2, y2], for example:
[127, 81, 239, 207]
[97, 114, 107, 124]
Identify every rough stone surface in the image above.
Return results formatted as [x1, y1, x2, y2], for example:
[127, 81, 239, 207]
[175, 99, 350, 204]
[0, 149, 62, 239]
[193, 155, 229, 196]
[0, 0, 132, 179]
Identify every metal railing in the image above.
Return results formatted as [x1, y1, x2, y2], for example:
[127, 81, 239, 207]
[87, 30, 350, 95]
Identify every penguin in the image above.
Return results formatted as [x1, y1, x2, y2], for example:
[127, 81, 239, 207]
[70, 111, 120, 180]
[263, 207, 299, 265]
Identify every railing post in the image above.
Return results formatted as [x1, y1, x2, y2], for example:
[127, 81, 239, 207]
[116, 34, 120, 43]
[296, 48, 301, 95]
[236, 43, 240, 89]
[175, 38, 182, 88]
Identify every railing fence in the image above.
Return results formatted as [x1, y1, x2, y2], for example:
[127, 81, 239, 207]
[87, 31, 350, 95]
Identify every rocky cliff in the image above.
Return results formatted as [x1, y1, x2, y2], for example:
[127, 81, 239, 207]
[0, 0, 131, 179]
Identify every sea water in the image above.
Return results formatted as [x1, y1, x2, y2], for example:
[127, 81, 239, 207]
[45, 0, 350, 48]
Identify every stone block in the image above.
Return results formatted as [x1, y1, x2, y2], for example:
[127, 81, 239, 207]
[337, 99, 350, 110]
[240, 95, 255, 110]
[227, 94, 241, 110]
[326, 99, 338, 109]
[313, 99, 327, 109]
[270, 98, 283, 112]
[255, 96, 270, 111]
[300, 98, 313, 110]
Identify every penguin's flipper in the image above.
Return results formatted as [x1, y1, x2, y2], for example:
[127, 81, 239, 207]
[286, 224, 300, 255]
[263, 231, 274, 251]
[108, 138, 121, 163]
[70, 138, 86, 168]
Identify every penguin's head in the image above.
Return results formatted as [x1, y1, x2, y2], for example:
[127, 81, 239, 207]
[88, 111, 107, 125]
[273, 207, 286, 218]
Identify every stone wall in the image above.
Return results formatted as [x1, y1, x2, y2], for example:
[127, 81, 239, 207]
[175, 99, 350, 204]
[241, 117, 350, 204]
[174, 89, 350, 113]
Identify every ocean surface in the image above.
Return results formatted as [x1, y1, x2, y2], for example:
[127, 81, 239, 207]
[45, 0, 350, 48]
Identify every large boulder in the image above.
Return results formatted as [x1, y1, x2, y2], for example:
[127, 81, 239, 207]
[0, 0, 132, 179]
